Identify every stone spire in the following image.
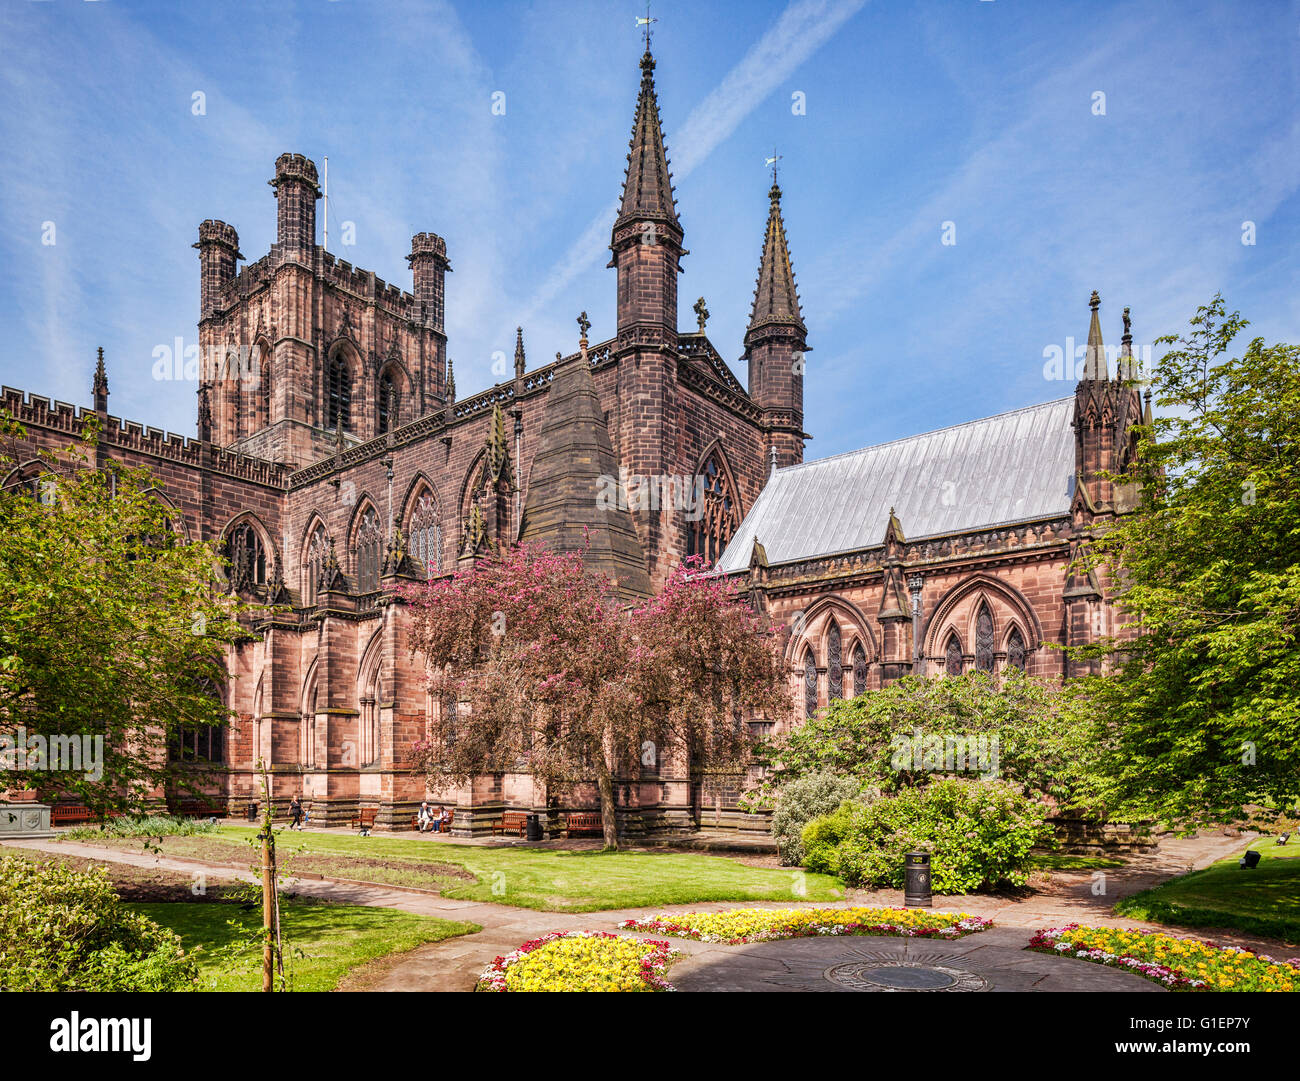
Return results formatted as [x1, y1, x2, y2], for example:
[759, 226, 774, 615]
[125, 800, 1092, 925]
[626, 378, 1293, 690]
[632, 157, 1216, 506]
[445, 357, 456, 404]
[514, 326, 526, 379]
[92, 347, 109, 412]
[747, 181, 805, 337]
[1081, 290, 1108, 380]
[518, 354, 652, 601]
[616, 47, 679, 231]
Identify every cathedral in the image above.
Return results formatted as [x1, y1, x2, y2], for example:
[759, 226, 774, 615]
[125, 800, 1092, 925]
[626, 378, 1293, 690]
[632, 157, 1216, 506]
[2, 44, 1142, 833]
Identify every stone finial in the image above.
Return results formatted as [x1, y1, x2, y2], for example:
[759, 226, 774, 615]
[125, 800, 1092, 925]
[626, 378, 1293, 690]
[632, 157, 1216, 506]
[446, 358, 456, 404]
[514, 326, 526, 379]
[92, 346, 109, 411]
[577, 311, 591, 343]
[1089, 290, 1100, 313]
[694, 296, 709, 333]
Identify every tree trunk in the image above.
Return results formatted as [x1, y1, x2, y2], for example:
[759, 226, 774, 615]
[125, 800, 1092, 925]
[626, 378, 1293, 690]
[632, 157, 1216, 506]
[596, 761, 619, 851]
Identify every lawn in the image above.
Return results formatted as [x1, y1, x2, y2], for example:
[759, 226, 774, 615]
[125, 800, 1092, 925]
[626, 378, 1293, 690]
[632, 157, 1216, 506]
[132, 900, 478, 992]
[1114, 836, 1300, 945]
[65, 825, 844, 911]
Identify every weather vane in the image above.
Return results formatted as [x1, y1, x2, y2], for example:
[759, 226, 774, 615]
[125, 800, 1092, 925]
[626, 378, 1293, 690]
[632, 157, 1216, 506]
[636, 3, 657, 51]
[765, 148, 783, 185]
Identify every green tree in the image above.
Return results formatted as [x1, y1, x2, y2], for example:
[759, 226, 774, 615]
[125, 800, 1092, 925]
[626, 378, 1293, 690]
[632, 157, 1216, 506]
[0, 415, 251, 810]
[772, 669, 1095, 807]
[1075, 296, 1300, 824]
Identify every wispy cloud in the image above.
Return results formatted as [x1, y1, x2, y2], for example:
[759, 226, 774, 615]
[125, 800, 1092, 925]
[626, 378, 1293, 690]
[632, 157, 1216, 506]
[514, 0, 868, 335]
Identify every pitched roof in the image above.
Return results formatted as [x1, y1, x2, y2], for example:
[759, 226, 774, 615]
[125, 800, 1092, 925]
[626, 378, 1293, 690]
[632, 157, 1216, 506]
[616, 52, 679, 229]
[716, 397, 1077, 572]
[747, 183, 803, 337]
[518, 355, 653, 600]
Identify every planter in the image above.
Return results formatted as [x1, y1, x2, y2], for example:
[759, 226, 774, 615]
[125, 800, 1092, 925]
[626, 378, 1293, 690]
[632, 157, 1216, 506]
[0, 801, 54, 839]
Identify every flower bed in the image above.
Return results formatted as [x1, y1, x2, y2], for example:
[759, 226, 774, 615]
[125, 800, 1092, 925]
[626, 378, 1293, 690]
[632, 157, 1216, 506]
[1029, 924, 1300, 992]
[477, 931, 678, 992]
[618, 906, 992, 944]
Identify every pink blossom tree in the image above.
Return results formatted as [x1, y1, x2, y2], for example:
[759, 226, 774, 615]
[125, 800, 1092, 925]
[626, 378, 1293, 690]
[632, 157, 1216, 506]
[400, 545, 789, 849]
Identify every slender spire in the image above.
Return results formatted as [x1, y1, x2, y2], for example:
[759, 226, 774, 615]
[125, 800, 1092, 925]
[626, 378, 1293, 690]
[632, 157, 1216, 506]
[747, 180, 804, 336]
[92, 346, 109, 411]
[446, 357, 456, 404]
[1082, 290, 1107, 380]
[514, 326, 526, 378]
[616, 45, 679, 230]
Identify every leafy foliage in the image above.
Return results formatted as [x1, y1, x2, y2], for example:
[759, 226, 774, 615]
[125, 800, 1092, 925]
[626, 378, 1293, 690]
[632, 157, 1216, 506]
[63, 814, 222, 840]
[773, 670, 1096, 806]
[0, 413, 253, 809]
[1074, 296, 1300, 825]
[400, 546, 790, 848]
[0, 855, 198, 991]
[770, 770, 861, 866]
[801, 779, 1050, 893]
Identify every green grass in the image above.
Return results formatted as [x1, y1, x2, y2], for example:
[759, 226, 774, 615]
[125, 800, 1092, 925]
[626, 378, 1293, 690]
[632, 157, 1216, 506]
[1114, 836, 1300, 945]
[131, 900, 479, 992]
[78, 825, 844, 911]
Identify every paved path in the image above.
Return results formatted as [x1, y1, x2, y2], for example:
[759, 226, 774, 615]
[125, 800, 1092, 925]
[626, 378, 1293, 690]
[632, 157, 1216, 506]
[4, 829, 1281, 993]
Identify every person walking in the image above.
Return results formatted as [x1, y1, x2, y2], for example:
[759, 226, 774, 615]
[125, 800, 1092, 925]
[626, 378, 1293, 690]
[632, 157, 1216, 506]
[288, 795, 303, 831]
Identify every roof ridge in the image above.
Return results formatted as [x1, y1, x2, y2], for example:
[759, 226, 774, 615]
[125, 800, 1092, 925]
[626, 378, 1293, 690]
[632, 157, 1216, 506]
[774, 396, 1075, 474]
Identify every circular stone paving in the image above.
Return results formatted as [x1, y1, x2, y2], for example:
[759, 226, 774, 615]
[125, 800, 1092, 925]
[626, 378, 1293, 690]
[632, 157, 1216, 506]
[667, 926, 1165, 993]
[824, 959, 990, 993]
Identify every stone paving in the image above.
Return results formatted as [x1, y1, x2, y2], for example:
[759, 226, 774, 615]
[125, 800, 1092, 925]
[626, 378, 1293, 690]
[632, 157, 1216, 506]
[3, 828, 1281, 993]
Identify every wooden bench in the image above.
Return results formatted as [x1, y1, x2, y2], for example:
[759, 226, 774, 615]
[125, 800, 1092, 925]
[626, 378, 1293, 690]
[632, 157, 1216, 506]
[564, 812, 602, 837]
[412, 810, 455, 833]
[351, 808, 378, 835]
[176, 799, 223, 819]
[491, 810, 529, 837]
[51, 804, 94, 826]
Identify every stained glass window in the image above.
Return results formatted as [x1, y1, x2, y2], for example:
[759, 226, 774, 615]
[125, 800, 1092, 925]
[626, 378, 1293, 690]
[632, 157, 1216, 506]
[975, 603, 995, 672]
[945, 635, 963, 676]
[852, 643, 867, 696]
[304, 526, 328, 605]
[1007, 626, 1026, 671]
[409, 493, 441, 577]
[804, 650, 818, 719]
[687, 454, 740, 565]
[827, 621, 843, 700]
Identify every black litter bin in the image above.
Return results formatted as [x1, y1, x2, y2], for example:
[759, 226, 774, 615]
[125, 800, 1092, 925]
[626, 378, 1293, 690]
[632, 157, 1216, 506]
[526, 813, 542, 842]
[904, 851, 932, 907]
[247, 801, 258, 822]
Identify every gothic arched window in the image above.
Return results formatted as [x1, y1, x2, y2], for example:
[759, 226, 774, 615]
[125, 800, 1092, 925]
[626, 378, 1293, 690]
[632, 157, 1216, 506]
[945, 634, 964, 676]
[852, 642, 867, 697]
[377, 371, 397, 434]
[687, 453, 740, 566]
[1007, 626, 1026, 672]
[327, 353, 352, 430]
[355, 508, 382, 593]
[226, 522, 266, 592]
[827, 621, 843, 701]
[803, 649, 818, 719]
[304, 526, 328, 606]
[260, 359, 271, 426]
[409, 493, 441, 578]
[975, 603, 995, 672]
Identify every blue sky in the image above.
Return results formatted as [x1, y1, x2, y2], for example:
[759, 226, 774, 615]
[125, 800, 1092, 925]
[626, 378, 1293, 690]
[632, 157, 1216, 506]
[1, 0, 1296, 460]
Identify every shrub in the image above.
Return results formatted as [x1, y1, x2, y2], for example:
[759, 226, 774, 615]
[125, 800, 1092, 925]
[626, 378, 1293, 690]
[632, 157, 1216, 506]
[64, 814, 221, 840]
[771, 771, 862, 866]
[801, 779, 1050, 893]
[0, 856, 198, 991]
